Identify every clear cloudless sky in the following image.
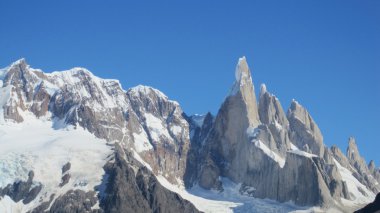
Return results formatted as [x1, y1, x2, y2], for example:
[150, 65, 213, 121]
[0, 1, 379, 164]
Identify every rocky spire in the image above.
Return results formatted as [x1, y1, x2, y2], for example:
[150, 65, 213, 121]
[287, 99, 325, 157]
[369, 160, 376, 174]
[258, 83, 290, 156]
[198, 57, 261, 188]
[346, 137, 369, 174]
[228, 56, 260, 127]
[258, 83, 288, 128]
[330, 145, 352, 171]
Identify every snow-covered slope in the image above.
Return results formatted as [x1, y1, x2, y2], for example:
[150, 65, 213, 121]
[334, 159, 375, 205]
[0, 113, 112, 212]
[157, 175, 330, 213]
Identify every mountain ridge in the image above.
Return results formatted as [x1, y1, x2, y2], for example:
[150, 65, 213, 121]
[0, 57, 378, 213]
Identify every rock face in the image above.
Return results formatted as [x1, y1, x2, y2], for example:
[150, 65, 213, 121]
[194, 57, 336, 207]
[347, 137, 370, 175]
[183, 113, 214, 188]
[126, 86, 191, 184]
[101, 144, 200, 213]
[229, 56, 260, 128]
[197, 57, 262, 187]
[287, 100, 325, 158]
[190, 57, 378, 209]
[258, 84, 290, 157]
[345, 137, 380, 193]
[368, 161, 380, 184]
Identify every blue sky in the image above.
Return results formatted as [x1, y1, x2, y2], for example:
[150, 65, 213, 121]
[1, 1, 379, 164]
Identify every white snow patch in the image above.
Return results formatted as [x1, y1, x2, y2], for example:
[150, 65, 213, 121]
[229, 56, 254, 96]
[46, 68, 129, 111]
[288, 143, 317, 158]
[170, 125, 182, 135]
[0, 196, 25, 213]
[246, 126, 259, 138]
[235, 56, 249, 82]
[132, 130, 153, 152]
[0, 117, 112, 212]
[252, 139, 286, 168]
[290, 143, 299, 150]
[157, 176, 323, 213]
[144, 113, 171, 141]
[273, 120, 283, 131]
[246, 127, 285, 168]
[130, 85, 168, 99]
[0, 85, 12, 124]
[333, 159, 375, 206]
[259, 83, 267, 96]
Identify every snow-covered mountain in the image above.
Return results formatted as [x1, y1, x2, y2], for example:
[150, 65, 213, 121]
[0, 58, 378, 213]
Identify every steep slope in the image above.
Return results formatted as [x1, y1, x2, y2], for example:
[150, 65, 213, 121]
[0, 59, 200, 213]
[0, 114, 112, 212]
[287, 100, 325, 158]
[126, 85, 191, 184]
[258, 83, 290, 157]
[100, 144, 200, 213]
[196, 57, 263, 189]
[191, 57, 378, 211]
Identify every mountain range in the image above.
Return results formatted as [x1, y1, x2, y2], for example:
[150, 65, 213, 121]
[0, 57, 378, 213]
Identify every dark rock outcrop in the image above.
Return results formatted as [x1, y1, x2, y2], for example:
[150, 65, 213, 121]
[183, 112, 214, 188]
[100, 144, 201, 213]
[59, 174, 71, 187]
[62, 162, 71, 174]
[354, 193, 380, 213]
[0, 171, 42, 204]
[30, 190, 101, 213]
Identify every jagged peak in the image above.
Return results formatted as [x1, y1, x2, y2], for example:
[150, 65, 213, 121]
[290, 99, 301, 108]
[347, 137, 358, 150]
[259, 83, 267, 97]
[347, 137, 362, 159]
[288, 99, 304, 116]
[331, 144, 340, 151]
[0, 58, 29, 78]
[235, 56, 250, 82]
[128, 85, 181, 107]
[229, 56, 255, 96]
[369, 160, 376, 172]
[10, 58, 27, 67]
[346, 137, 362, 160]
[259, 83, 280, 101]
[129, 85, 168, 99]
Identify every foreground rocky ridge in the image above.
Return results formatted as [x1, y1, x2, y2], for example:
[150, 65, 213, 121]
[0, 58, 379, 212]
[101, 144, 200, 213]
